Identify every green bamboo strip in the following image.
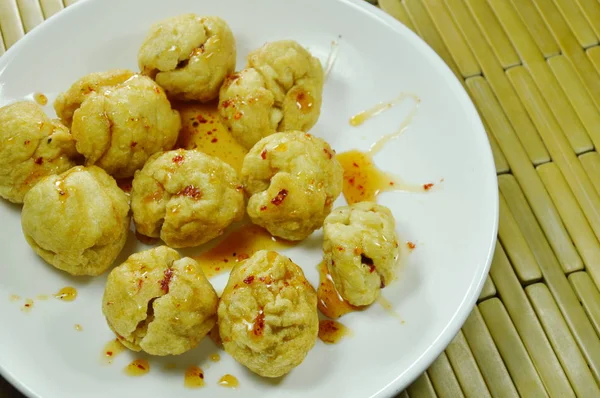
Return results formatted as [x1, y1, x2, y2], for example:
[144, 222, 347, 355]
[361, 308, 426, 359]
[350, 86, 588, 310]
[461, 0, 520, 69]
[445, 330, 491, 398]
[407, 372, 438, 398]
[569, 272, 600, 338]
[467, 77, 582, 273]
[489, 240, 571, 396]
[498, 196, 542, 283]
[573, 0, 600, 40]
[482, 119, 509, 174]
[550, 0, 598, 48]
[580, 152, 600, 197]
[63, 0, 78, 6]
[461, 306, 519, 398]
[538, 163, 600, 289]
[39, 0, 64, 19]
[499, 174, 600, 385]
[548, 55, 600, 151]
[419, 0, 481, 78]
[528, 0, 600, 108]
[478, 298, 548, 397]
[398, 390, 410, 398]
[427, 352, 465, 398]
[403, 0, 462, 79]
[478, 276, 496, 302]
[379, 0, 416, 32]
[487, 0, 593, 155]
[15, 0, 44, 33]
[0, 26, 6, 56]
[503, 0, 560, 58]
[526, 283, 600, 398]
[0, 0, 25, 49]
[443, 1, 551, 166]
[588, 47, 600, 76]
[507, 66, 600, 252]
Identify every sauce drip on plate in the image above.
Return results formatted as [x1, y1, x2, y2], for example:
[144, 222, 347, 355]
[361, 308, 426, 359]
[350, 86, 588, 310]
[103, 339, 126, 364]
[218, 374, 239, 388]
[54, 286, 77, 301]
[125, 359, 150, 376]
[184, 366, 205, 388]
[316, 261, 362, 319]
[318, 320, 351, 344]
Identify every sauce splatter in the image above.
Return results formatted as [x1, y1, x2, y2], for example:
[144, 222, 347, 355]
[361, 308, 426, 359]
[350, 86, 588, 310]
[184, 366, 205, 388]
[9, 294, 20, 302]
[209, 353, 221, 362]
[193, 224, 295, 278]
[34, 93, 48, 106]
[21, 298, 34, 312]
[318, 320, 351, 344]
[349, 92, 419, 127]
[74, 324, 83, 332]
[317, 262, 362, 319]
[175, 102, 247, 174]
[54, 287, 77, 302]
[218, 374, 239, 388]
[124, 359, 150, 376]
[407, 241, 416, 250]
[103, 339, 126, 364]
[378, 296, 404, 322]
[324, 36, 341, 79]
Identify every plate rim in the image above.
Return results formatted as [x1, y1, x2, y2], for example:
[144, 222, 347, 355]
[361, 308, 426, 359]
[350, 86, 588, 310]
[0, 0, 499, 397]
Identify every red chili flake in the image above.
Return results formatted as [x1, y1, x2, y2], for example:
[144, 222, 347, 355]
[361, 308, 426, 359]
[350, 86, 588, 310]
[244, 275, 255, 284]
[154, 87, 161, 94]
[24, 304, 31, 307]
[24, 140, 30, 145]
[348, 177, 355, 185]
[235, 185, 244, 191]
[192, 121, 199, 127]
[160, 267, 174, 293]
[172, 154, 185, 165]
[271, 189, 288, 206]
[207, 131, 212, 135]
[237, 253, 250, 261]
[106, 351, 113, 356]
[221, 99, 233, 108]
[130, 141, 137, 148]
[137, 279, 143, 290]
[423, 183, 434, 191]
[368, 264, 376, 273]
[323, 148, 333, 159]
[178, 185, 202, 200]
[352, 162, 359, 168]
[137, 364, 146, 370]
[407, 242, 416, 250]
[389, 181, 395, 186]
[260, 149, 267, 159]
[337, 246, 344, 252]
[34, 157, 43, 165]
[223, 259, 229, 263]
[234, 112, 243, 120]
[211, 138, 218, 143]
[215, 267, 221, 271]
[197, 115, 208, 123]
[357, 184, 364, 190]
[253, 311, 265, 337]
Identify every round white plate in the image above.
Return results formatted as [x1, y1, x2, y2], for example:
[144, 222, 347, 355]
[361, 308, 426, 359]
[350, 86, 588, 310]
[0, 0, 498, 397]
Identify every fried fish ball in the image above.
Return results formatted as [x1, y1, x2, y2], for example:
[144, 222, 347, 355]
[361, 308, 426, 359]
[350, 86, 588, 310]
[218, 250, 318, 378]
[103, 246, 219, 356]
[21, 166, 130, 276]
[138, 14, 236, 102]
[242, 132, 342, 241]
[323, 202, 400, 306]
[131, 149, 244, 248]
[55, 71, 181, 178]
[218, 40, 324, 149]
[0, 101, 78, 203]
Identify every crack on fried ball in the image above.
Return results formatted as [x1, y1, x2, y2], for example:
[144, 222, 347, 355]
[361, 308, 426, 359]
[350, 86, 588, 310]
[102, 246, 219, 356]
[21, 166, 130, 276]
[54, 70, 181, 178]
[0, 101, 79, 203]
[218, 250, 318, 377]
[138, 14, 236, 102]
[131, 149, 245, 248]
[323, 202, 400, 306]
[218, 40, 323, 149]
[241, 132, 342, 241]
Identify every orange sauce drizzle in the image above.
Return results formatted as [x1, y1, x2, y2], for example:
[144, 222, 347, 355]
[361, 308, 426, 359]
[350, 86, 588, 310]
[316, 261, 362, 319]
[318, 320, 351, 344]
[184, 366, 205, 388]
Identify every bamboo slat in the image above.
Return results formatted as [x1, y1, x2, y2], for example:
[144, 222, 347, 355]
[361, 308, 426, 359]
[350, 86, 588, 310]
[444, 331, 491, 398]
[427, 352, 465, 398]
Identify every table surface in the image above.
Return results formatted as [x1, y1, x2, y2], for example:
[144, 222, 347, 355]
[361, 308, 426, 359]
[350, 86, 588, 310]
[2, 0, 600, 397]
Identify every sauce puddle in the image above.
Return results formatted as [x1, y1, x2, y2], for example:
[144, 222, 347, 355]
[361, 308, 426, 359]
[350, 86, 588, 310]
[54, 286, 77, 301]
[316, 261, 363, 319]
[184, 366, 205, 388]
[218, 374, 239, 388]
[193, 223, 295, 278]
[102, 339, 126, 364]
[318, 320, 351, 344]
[124, 359, 150, 376]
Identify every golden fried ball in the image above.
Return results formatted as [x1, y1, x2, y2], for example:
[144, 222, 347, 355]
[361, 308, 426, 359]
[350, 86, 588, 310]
[102, 246, 218, 356]
[55, 71, 181, 178]
[323, 202, 400, 306]
[131, 149, 244, 248]
[218, 40, 324, 149]
[21, 166, 130, 276]
[242, 132, 343, 241]
[138, 14, 236, 102]
[0, 101, 78, 203]
[218, 250, 318, 377]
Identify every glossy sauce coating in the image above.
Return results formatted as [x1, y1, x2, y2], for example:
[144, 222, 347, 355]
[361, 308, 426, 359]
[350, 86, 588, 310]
[318, 320, 351, 344]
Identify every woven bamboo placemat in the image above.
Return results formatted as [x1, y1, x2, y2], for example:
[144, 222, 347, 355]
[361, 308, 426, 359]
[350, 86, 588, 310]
[2, 0, 600, 396]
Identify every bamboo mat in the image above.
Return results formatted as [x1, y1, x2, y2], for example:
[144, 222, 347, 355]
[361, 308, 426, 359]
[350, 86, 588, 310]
[2, 0, 600, 397]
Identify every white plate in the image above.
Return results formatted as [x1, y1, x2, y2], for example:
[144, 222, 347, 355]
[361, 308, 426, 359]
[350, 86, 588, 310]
[0, 0, 498, 397]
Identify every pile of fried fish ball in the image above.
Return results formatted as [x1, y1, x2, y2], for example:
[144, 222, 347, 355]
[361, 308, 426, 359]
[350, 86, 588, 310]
[0, 13, 402, 379]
